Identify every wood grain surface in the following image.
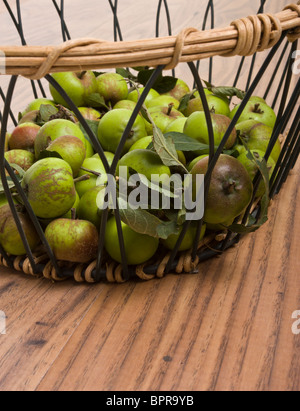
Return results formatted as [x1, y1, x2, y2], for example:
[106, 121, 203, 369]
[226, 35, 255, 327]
[0, 0, 299, 392]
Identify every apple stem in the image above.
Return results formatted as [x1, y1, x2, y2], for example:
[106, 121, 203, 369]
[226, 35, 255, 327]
[78, 71, 87, 79]
[73, 174, 90, 183]
[223, 179, 236, 195]
[80, 167, 102, 177]
[167, 103, 174, 116]
[71, 208, 77, 220]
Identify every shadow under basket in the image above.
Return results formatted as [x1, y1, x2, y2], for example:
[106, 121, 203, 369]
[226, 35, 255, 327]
[0, 1, 299, 283]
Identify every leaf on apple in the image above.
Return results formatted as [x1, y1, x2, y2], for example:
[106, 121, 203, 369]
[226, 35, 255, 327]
[0, 163, 25, 194]
[116, 68, 137, 81]
[85, 93, 110, 110]
[178, 90, 197, 112]
[36, 104, 59, 125]
[137, 69, 178, 94]
[164, 131, 211, 153]
[203, 80, 246, 101]
[117, 196, 179, 239]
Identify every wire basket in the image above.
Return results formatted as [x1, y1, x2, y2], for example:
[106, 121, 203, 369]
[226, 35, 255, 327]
[0, 0, 299, 283]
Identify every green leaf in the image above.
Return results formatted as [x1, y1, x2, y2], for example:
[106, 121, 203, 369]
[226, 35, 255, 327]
[164, 132, 211, 153]
[137, 69, 177, 93]
[79, 119, 99, 144]
[36, 104, 59, 125]
[85, 93, 110, 110]
[178, 89, 197, 112]
[116, 68, 137, 81]
[203, 79, 246, 101]
[118, 196, 178, 239]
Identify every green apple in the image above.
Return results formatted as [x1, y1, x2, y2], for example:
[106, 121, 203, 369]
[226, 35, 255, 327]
[193, 89, 213, 98]
[162, 223, 206, 252]
[21, 98, 56, 117]
[127, 87, 160, 107]
[34, 119, 88, 158]
[9, 123, 41, 153]
[147, 95, 180, 110]
[191, 154, 253, 225]
[184, 111, 237, 149]
[164, 117, 187, 133]
[98, 108, 147, 154]
[249, 96, 266, 104]
[92, 151, 115, 167]
[45, 218, 99, 263]
[22, 157, 76, 219]
[129, 135, 153, 151]
[183, 94, 230, 117]
[162, 78, 190, 101]
[45, 135, 86, 177]
[75, 157, 107, 197]
[104, 217, 159, 265]
[116, 149, 171, 186]
[237, 149, 276, 198]
[239, 123, 281, 163]
[0, 205, 40, 256]
[113, 99, 137, 111]
[96, 72, 128, 105]
[77, 185, 106, 228]
[5, 149, 35, 172]
[78, 107, 101, 121]
[230, 101, 277, 129]
[49, 71, 98, 109]
[148, 105, 185, 133]
[235, 120, 259, 137]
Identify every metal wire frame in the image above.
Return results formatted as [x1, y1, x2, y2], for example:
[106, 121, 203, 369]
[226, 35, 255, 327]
[0, 0, 299, 282]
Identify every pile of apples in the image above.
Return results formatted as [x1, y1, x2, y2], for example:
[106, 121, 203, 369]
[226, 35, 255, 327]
[0, 68, 280, 268]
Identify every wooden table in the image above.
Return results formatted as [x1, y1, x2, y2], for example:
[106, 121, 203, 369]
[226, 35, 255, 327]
[0, 0, 299, 392]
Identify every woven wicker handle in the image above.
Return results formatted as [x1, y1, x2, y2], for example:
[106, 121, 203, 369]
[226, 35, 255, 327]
[1, 3, 300, 79]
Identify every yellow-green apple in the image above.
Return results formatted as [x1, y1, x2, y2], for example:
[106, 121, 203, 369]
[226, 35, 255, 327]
[45, 218, 99, 263]
[75, 157, 107, 197]
[147, 95, 180, 110]
[4, 149, 35, 172]
[77, 185, 106, 228]
[22, 157, 76, 219]
[49, 71, 98, 109]
[183, 94, 230, 117]
[148, 105, 185, 133]
[0, 205, 40, 256]
[127, 87, 160, 107]
[96, 72, 128, 105]
[162, 78, 190, 100]
[97, 108, 147, 154]
[45, 135, 86, 177]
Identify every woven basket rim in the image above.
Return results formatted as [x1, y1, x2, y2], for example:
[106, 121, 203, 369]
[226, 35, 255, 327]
[0, 3, 299, 79]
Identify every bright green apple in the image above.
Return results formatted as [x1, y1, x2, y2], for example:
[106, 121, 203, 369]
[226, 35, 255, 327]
[147, 95, 180, 110]
[184, 111, 237, 149]
[104, 217, 159, 265]
[183, 94, 230, 117]
[98, 108, 147, 154]
[77, 185, 106, 228]
[162, 223, 206, 252]
[164, 117, 187, 133]
[148, 105, 185, 133]
[230, 100, 277, 129]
